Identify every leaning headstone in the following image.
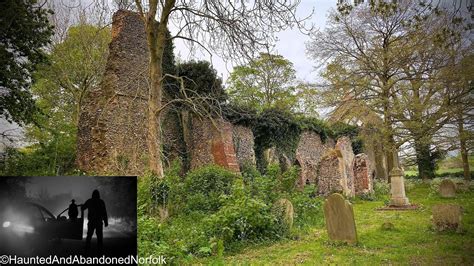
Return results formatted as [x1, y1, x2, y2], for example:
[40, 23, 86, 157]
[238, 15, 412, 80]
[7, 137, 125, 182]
[439, 179, 456, 198]
[323, 193, 357, 244]
[432, 204, 462, 232]
[272, 198, 294, 234]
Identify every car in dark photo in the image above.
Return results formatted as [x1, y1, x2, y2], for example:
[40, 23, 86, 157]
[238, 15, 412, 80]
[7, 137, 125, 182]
[0, 201, 83, 255]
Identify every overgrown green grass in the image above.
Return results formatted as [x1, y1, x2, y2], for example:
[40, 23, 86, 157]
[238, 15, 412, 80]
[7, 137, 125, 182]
[195, 184, 474, 265]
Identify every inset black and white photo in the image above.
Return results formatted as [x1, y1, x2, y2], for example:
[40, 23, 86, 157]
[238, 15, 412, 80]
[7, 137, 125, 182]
[0, 176, 137, 259]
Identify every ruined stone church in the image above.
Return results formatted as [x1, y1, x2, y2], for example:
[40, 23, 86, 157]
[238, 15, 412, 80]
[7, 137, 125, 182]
[76, 10, 385, 197]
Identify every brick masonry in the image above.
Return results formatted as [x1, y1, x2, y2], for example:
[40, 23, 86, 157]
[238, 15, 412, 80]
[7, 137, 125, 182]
[189, 116, 240, 173]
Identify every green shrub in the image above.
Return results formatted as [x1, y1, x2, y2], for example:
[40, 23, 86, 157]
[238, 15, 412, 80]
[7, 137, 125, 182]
[205, 181, 279, 245]
[138, 212, 211, 263]
[374, 180, 390, 200]
[0, 134, 77, 176]
[289, 186, 324, 230]
[357, 192, 376, 201]
[138, 172, 154, 216]
[404, 178, 422, 192]
[243, 164, 279, 203]
[183, 165, 238, 212]
[278, 165, 300, 193]
[138, 215, 163, 256]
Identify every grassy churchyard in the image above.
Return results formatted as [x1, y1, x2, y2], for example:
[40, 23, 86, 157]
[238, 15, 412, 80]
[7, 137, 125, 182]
[198, 183, 474, 265]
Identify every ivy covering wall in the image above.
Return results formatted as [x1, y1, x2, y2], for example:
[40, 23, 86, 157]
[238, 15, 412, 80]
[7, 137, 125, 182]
[223, 106, 362, 172]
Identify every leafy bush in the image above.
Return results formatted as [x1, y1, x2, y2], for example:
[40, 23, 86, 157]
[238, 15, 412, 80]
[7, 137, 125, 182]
[357, 192, 376, 201]
[205, 181, 279, 246]
[289, 185, 324, 230]
[278, 165, 300, 193]
[137, 164, 326, 261]
[373, 180, 390, 200]
[404, 178, 422, 192]
[0, 134, 77, 176]
[183, 165, 238, 212]
[138, 215, 164, 257]
[138, 172, 154, 216]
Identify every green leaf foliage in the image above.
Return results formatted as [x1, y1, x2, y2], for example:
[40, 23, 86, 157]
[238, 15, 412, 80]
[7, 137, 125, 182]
[224, 107, 363, 172]
[137, 164, 324, 263]
[0, 0, 54, 124]
[174, 60, 225, 103]
[227, 53, 317, 114]
[183, 165, 238, 212]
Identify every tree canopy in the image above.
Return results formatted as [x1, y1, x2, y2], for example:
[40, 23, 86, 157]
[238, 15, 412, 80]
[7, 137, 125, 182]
[227, 53, 317, 115]
[308, 0, 472, 179]
[0, 0, 53, 125]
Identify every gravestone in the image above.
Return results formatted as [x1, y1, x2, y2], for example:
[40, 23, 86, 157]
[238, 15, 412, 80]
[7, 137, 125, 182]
[353, 153, 374, 195]
[335, 137, 355, 197]
[439, 179, 456, 198]
[272, 198, 294, 234]
[323, 193, 357, 244]
[432, 204, 462, 231]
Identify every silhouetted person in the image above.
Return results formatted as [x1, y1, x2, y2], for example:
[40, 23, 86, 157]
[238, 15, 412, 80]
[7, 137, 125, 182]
[68, 199, 78, 221]
[82, 189, 108, 254]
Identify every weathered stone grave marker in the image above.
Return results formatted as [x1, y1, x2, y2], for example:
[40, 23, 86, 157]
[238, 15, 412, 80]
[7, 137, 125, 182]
[354, 153, 373, 196]
[323, 193, 357, 244]
[439, 179, 456, 198]
[432, 204, 462, 232]
[272, 198, 294, 234]
[389, 150, 410, 206]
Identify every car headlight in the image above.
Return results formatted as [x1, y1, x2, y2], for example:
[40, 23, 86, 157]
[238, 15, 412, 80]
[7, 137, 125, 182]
[2, 221, 11, 228]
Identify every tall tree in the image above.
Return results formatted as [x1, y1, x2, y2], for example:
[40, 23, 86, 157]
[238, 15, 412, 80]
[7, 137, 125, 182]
[0, 0, 53, 124]
[227, 53, 316, 115]
[308, 0, 469, 179]
[33, 24, 111, 127]
[389, 12, 470, 180]
[443, 53, 474, 181]
[27, 24, 111, 155]
[132, 0, 310, 177]
[227, 53, 298, 112]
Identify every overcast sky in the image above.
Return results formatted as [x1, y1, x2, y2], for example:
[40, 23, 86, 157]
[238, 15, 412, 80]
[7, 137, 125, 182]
[173, 0, 337, 83]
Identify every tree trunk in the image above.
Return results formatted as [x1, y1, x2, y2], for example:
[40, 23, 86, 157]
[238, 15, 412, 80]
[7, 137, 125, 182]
[458, 112, 470, 181]
[382, 88, 394, 183]
[147, 61, 164, 177]
[145, 22, 168, 178]
[414, 139, 435, 181]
